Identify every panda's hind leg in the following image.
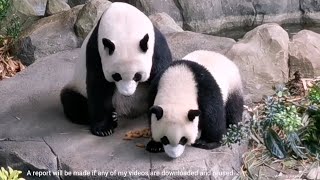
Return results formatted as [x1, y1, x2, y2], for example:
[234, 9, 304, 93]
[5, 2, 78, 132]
[60, 87, 89, 125]
[225, 90, 244, 127]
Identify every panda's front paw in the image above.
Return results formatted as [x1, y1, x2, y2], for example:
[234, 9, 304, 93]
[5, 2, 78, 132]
[192, 139, 221, 149]
[90, 121, 114, 137]
[146, 140, 164, 153]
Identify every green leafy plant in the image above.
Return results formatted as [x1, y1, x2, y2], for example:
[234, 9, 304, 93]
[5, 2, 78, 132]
[5, 14, 22, 39]
[222, 83, 320, 161]
[0, 0, 10, 22]
[0, 167, 25, 180]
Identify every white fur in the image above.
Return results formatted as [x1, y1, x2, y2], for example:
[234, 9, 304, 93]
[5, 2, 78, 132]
[152, 50, 243, 158]
[66, 2, 155, 97]
[183, 50, 243, 103]
[151, 65, 200, 147]
[163, 144, 185, 158]
[98, 2, 155, 96]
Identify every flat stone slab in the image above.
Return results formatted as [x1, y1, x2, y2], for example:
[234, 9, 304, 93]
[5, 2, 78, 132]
[0, 49, 246, 180]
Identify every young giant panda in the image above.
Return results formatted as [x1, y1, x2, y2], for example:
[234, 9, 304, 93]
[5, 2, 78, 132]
[146, 50, 243, 158]
[60, 2, 172, 137]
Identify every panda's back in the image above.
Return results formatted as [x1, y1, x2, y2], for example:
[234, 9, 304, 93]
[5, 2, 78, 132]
[183, 50, 242, 102]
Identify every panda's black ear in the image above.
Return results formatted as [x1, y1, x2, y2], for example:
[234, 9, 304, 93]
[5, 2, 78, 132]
[102, 38, 115, 55]
[149, 105, 163, 120]
[188, 110, 201, 121]
[139, 34, 149, 52]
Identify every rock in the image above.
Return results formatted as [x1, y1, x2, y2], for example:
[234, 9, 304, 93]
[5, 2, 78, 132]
[110, 0, 183, 26]
[149, 13, 183, 34]
[252, 0, 301, 25]
[15, 5, 83, 65]
[226, 23, 290, 102]
[165, 31, 236, 59]
[289, 30, 320, 78]
[175, 0, 256, 34]
[74, 0, 112, 40]
[0, 0, 47, 34]
[300, 0, 320, 23]
[46, 0, 71, 15]
[307, 166, 320, 180]
[0, 141, 58, 180]
[68, 0, 90, 7]
[0, 49, 246, 180]
[12, 0, 48, 16]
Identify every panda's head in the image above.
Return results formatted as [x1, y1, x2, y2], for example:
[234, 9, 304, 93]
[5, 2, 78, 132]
[150, 105, 201, 158]
[97, 3, 155, 96]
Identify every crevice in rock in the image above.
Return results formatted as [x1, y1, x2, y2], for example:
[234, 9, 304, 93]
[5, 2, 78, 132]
[299, 0, 307, 25]
[204, 159, 212, 180]
[0, 138, 42, 142]
[42, 138, 63, 180]
[148, 153, 152, 180]
[172, 0, 187, 30]
[250, 0, 258, 27]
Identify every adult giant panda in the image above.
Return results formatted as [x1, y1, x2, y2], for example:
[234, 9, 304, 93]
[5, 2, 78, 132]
[60, 2, 172, 137]
[146, 50, 243, 158]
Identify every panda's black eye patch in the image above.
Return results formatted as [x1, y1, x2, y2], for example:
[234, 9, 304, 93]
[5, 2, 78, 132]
[179, 137, 188, 145]
[102, 38, 115, 55]
[139, 34, 149, 52]
[112, 73, 122, 82]
[133, 73, 142, 82]
[160, 136, 170, 145]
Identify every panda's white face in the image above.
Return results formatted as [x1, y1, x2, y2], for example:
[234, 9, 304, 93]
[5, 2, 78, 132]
[97, 2, 155, 96]
[150, 105, 201, 158]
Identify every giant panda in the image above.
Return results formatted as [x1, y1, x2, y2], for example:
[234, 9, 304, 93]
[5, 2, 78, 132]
[146, 50, 243, 158]
[60, 2, 172, 137]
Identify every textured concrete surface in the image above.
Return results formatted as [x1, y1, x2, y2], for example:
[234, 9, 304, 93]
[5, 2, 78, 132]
[0, 49, 246, 180]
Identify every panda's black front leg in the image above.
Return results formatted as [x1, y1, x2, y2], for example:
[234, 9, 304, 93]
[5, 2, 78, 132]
[192, 139, 221, 149]
[87, 79, 116, 137]
[146, 139, 164, 153]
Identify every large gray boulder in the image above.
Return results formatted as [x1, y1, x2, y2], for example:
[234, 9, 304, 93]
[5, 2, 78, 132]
[226, 23, 290, 102]
[289, 30, 320, 78]
[149, 13, 183, 34]
[110, 0, 183, 26]
[175, 0, 256, 34]
[0, 0, 47, 34]
[12, 0, 48, 16]
[0, 49, 247, 180]
[300, 0, 320, 23]
[74, 0, 112, 41]
[166, 31, 236, 60]
[252, 0, 301, 25]
[46, 0, 71, 15]
[15, 5, 83, 65]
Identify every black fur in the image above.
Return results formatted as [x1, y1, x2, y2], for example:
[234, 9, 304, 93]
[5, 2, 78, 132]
[86, 19, 117, 137]
[139, 34, 149, 52]
[149, 26, 172, 81]
[102, 38, 115, 55]
[61, 19, 172, 137]
[188, 109, 201, 121]
[150, 105, 163, 120]
[60, 88, 89, 125]
[225, 91, 243, 126]
[146, 60, 243, 151]
[146, 139, 164, 153]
